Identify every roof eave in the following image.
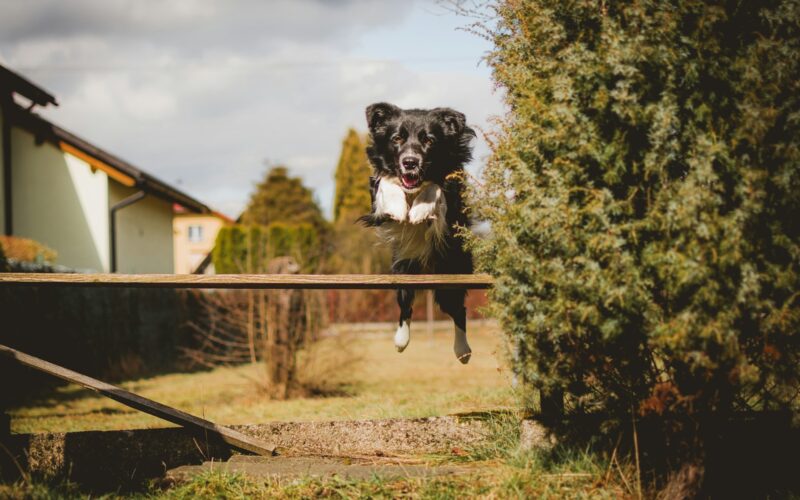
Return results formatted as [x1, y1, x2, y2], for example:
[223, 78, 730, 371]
[0, 65, 58, 108]
[8, 102, 211, 214]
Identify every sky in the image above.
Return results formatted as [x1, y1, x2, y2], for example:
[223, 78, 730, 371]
[0, 0, 504, 218]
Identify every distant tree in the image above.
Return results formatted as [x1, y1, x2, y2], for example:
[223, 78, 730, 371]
[327, 127, 390, 275]
[242, 166, 329, 235]
[333, 129, 372, 223]
[325, 128, 392, 318]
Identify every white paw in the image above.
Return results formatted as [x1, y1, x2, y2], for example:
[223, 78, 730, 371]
[408, 183, 442, 224]
[454, 326, 471, 364]
[395, 321, 411, 352]
[408, 201, 437, 224]
[375, 177, 408, 222]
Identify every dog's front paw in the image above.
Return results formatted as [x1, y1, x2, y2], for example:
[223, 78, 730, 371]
[385, 204, 408, 222]
[408, 183, 442, 224]
[375, 178, 408, 222]
[408, 200, 438, 224]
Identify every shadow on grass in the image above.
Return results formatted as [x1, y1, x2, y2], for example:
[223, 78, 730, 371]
[438, 407, 800, 498]
[13, 407, 135, 420]
[542, 411, 800, 498]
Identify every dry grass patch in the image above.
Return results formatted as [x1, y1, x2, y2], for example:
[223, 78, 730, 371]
[10, 321, 514, 433]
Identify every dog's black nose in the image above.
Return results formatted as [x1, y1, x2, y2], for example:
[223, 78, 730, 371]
[401, 157, 420, 170]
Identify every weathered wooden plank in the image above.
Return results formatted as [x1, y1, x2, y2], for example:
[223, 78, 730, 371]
[0, 344, 276, 456]
[0, 273, 494, 290]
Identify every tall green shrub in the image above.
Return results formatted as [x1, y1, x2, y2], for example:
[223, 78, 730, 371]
[212, 223, 320, 274]
[471, 0, 799, 425]
[212, 225, 254, 274]
[266, 222, 320, 271]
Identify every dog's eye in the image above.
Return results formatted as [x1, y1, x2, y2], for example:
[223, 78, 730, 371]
[422, 136, 434, 147]
[392, 135, 404, 144]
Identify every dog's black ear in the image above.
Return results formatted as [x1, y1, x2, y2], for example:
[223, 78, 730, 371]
[366, 102, 400, 133]
[432, 108, 467, 137]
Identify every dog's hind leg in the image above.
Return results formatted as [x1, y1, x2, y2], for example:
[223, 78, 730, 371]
[395, 288, 415, 352]
[392, 259, 419, 352]
[435, 289, 471, 364]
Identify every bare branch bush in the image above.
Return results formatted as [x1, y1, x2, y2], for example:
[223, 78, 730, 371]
[181, 257, 351, 400]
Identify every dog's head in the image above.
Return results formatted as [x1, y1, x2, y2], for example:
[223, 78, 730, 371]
[365, 103, 475, 191]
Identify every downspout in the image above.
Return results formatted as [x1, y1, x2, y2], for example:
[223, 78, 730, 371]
[1, 91, 12, 236]
[109, 190, 146, 273]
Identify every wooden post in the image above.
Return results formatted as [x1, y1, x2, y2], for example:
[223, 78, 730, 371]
[0, 344, 276, 456]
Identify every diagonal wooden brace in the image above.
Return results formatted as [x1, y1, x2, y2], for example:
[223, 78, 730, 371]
[0, 344, 275, 456]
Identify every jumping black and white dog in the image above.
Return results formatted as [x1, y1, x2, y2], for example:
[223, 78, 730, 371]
[360, 102, 475, 363]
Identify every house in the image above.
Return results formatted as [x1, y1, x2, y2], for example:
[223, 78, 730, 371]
[173, 205, 233, 274]
[0, 64, 212, 273]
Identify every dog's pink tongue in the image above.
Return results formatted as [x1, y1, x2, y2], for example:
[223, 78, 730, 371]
[402, 174, 419, 188]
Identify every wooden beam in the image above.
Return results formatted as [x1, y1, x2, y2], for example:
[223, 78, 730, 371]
[0, 344, 276, 456]
[0, 273, 494, 290]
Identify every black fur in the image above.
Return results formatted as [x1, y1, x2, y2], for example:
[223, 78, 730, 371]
[360, 102, 475, 340]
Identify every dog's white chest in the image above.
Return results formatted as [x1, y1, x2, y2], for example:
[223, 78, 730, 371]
[373, 177, 448, 268]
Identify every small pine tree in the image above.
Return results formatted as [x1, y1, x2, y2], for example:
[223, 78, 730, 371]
[326, 127, 392, 318]
[328, 128, 390, 274]
[242, 166, 329, 235]
[333, 129, 372, 223]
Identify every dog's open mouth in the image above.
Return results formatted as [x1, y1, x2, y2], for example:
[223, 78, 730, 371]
[400, 173, 422, 189]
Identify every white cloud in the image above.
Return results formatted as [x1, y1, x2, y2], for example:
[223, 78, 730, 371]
[0, 0, 503, 218]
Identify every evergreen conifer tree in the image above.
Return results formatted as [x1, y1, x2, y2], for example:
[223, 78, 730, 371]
[242, 166, 329, 235]
[327, 128, 391, 317]
[333, 129, 372, 223]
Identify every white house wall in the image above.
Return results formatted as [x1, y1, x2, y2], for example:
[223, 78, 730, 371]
[11, 126, 110, 271]
[0, 104, 5, 235]
[109, 182, 174, 274]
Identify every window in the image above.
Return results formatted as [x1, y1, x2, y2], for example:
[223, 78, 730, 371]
[187, 224, 204, 243]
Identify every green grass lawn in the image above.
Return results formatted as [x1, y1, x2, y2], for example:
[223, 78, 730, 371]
[2, 456, 628, 499]
[10, 321, 517, 433]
